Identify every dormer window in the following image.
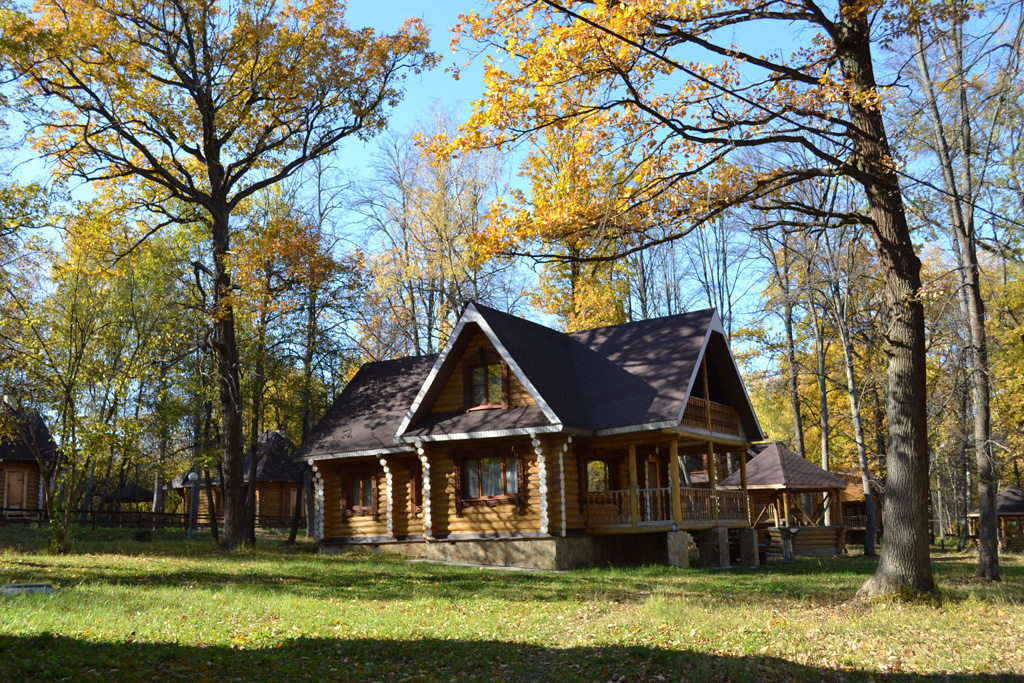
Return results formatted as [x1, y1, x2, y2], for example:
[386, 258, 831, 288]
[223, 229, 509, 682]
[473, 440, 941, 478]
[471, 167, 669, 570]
[463, 347, 509, 409]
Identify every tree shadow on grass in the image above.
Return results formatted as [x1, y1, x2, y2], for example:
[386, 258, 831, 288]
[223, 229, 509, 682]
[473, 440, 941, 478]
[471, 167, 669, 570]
[3, 550, 1021, 608]
[0, 633, 1017, 683]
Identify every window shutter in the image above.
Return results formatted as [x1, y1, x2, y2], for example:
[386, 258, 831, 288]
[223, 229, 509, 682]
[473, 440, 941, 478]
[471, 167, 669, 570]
[371, 470, 380, 522]
[501, 361, 510, 409]
[340, 471, 348, 524]
[453, 451, 464, 518]
[514, 447, 527, 515]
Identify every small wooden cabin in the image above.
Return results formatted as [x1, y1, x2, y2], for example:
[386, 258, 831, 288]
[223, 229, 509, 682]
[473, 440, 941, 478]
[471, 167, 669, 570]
[0, 404, 57, 520]
[719, 442, 847, 557]
[968, 486, 1024, 553]
[296, 302, 765, 569]
[171, 431, 306, 527]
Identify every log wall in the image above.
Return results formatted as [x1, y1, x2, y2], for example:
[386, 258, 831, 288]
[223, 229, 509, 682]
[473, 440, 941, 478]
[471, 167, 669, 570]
[424, 440, 543, 537]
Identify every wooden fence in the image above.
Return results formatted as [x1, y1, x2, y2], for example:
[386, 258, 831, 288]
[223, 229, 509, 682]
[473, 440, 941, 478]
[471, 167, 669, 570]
[0, 508, 303, 530]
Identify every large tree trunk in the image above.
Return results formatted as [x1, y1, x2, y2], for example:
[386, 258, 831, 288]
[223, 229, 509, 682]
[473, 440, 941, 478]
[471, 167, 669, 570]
[814, 319, 832, 526]
[209, 210, 247, 549]
[204, 468, 220, 544]
[912, 27, 1000, 581]
[152, 362, 169, 514]
[782, 245, 807, 461]
[837, 1, 935, 597]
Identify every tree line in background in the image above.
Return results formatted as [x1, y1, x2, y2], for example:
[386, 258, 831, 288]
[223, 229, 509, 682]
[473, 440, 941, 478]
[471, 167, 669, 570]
[0, 0, 1022, 598]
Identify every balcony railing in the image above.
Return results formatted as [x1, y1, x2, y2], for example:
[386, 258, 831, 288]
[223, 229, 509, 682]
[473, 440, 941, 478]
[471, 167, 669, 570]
[680, 487, 716, 522]
[585, 490, 630, 526]
[585, 487, 750, 529]
[639, 487, 672, 523]
[680, 397, 740, 435]
[717, 489, 748, 522]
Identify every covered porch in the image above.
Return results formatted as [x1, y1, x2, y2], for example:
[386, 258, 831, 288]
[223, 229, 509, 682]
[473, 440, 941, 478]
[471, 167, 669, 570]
[583, 397, 752, 534]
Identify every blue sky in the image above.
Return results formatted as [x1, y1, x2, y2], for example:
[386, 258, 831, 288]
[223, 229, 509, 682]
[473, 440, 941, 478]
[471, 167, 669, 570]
[339, 1, 491, 170]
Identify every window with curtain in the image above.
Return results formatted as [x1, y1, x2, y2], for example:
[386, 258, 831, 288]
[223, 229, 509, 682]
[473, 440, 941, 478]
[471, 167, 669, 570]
[462, 455, 518, 498]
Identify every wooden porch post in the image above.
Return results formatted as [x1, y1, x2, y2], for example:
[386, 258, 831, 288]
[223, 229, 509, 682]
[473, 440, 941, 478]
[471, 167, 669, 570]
[782, 491, 791, 527]
[706, 440, 719, 522]
[833, 489, 844, 526]
[628, 444, 639, 527]
[739, 446, 750, 525]
[772, 493, 781, 527]
[669, 439, 682, 525]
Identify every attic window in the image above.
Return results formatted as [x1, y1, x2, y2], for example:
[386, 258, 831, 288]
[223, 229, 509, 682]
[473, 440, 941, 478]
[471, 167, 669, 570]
[463, 347, 509, 410]
[471, 364, 502, 406]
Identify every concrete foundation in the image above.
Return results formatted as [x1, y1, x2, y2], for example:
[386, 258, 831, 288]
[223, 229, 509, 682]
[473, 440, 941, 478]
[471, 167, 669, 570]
[322, 533, 680, 569]
[738, 527, 759, 567]
[667, 531, 691, 568]
[697, 526, 730, 568]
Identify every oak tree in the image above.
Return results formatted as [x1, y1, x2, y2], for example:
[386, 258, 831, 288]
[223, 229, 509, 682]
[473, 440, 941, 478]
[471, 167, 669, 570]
[9, 0, 436, 547]
[443, 0, 936, 595]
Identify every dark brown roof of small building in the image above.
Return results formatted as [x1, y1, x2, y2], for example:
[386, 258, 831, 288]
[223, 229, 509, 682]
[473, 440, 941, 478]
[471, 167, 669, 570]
[0, 405, 57, 465]
[295, 355, 437, 460]
[170, 431, 303, 488]
[719, 442, 846, 490]
[102, 482, 154, 504]
[968, 486, 1024, 518]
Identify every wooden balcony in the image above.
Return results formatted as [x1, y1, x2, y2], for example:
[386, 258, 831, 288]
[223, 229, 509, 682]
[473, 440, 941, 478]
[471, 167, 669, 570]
[680, 397, 740, 435]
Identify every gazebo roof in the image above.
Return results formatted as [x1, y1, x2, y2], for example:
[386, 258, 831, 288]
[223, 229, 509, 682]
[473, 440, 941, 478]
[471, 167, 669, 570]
[967, 486, 1024, 518]
[719, 442, 847, 491]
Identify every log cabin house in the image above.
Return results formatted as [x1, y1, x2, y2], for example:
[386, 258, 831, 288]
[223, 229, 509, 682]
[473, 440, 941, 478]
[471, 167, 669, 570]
[170, 430, 306, 528]
[0, 403, 56, 521]
[297, 303, 765, 569]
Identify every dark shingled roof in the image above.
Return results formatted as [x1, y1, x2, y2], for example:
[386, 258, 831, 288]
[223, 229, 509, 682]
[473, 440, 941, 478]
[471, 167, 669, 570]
[968, 486, 1024, 518]
[295, 355, 437, 460]
[306, 302, 762, 454]
[460, 304, 716, 431]
[0, 405, 57, 465]
[401, 303, 761, 437]
[719, 442, 846, 490]
[170, 431, 302, 488]
[403, 405, 553, 438]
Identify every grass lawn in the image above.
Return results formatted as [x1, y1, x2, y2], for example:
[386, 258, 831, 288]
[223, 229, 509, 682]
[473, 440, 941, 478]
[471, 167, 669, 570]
[1, 526, 1022, 682]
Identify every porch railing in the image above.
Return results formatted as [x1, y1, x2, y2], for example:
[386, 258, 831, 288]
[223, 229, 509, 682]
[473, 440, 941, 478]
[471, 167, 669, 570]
[583, 487, 753, 528]
[717, 489, 748, 522]
[680, 487, 716, 522]
[639, 487, 672, 523]
[680, 397, 740, 435]
[585, 490, 630, 526]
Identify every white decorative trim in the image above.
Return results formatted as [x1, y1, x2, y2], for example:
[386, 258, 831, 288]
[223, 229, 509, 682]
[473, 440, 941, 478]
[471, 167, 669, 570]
[308, 459, 324, 542]
[305, 445, 415, 461]
[559, 441, 568, 538]
[417, 446, 432, 539]
[399, 423, 569, 443]
[532, 434, 548, 535]
[380, 458, 394, 539]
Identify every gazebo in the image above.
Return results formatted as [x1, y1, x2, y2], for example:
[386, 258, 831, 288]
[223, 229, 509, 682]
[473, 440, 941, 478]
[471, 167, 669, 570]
[720, 442, 847, 557]
[968, 486, 1024, 553]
